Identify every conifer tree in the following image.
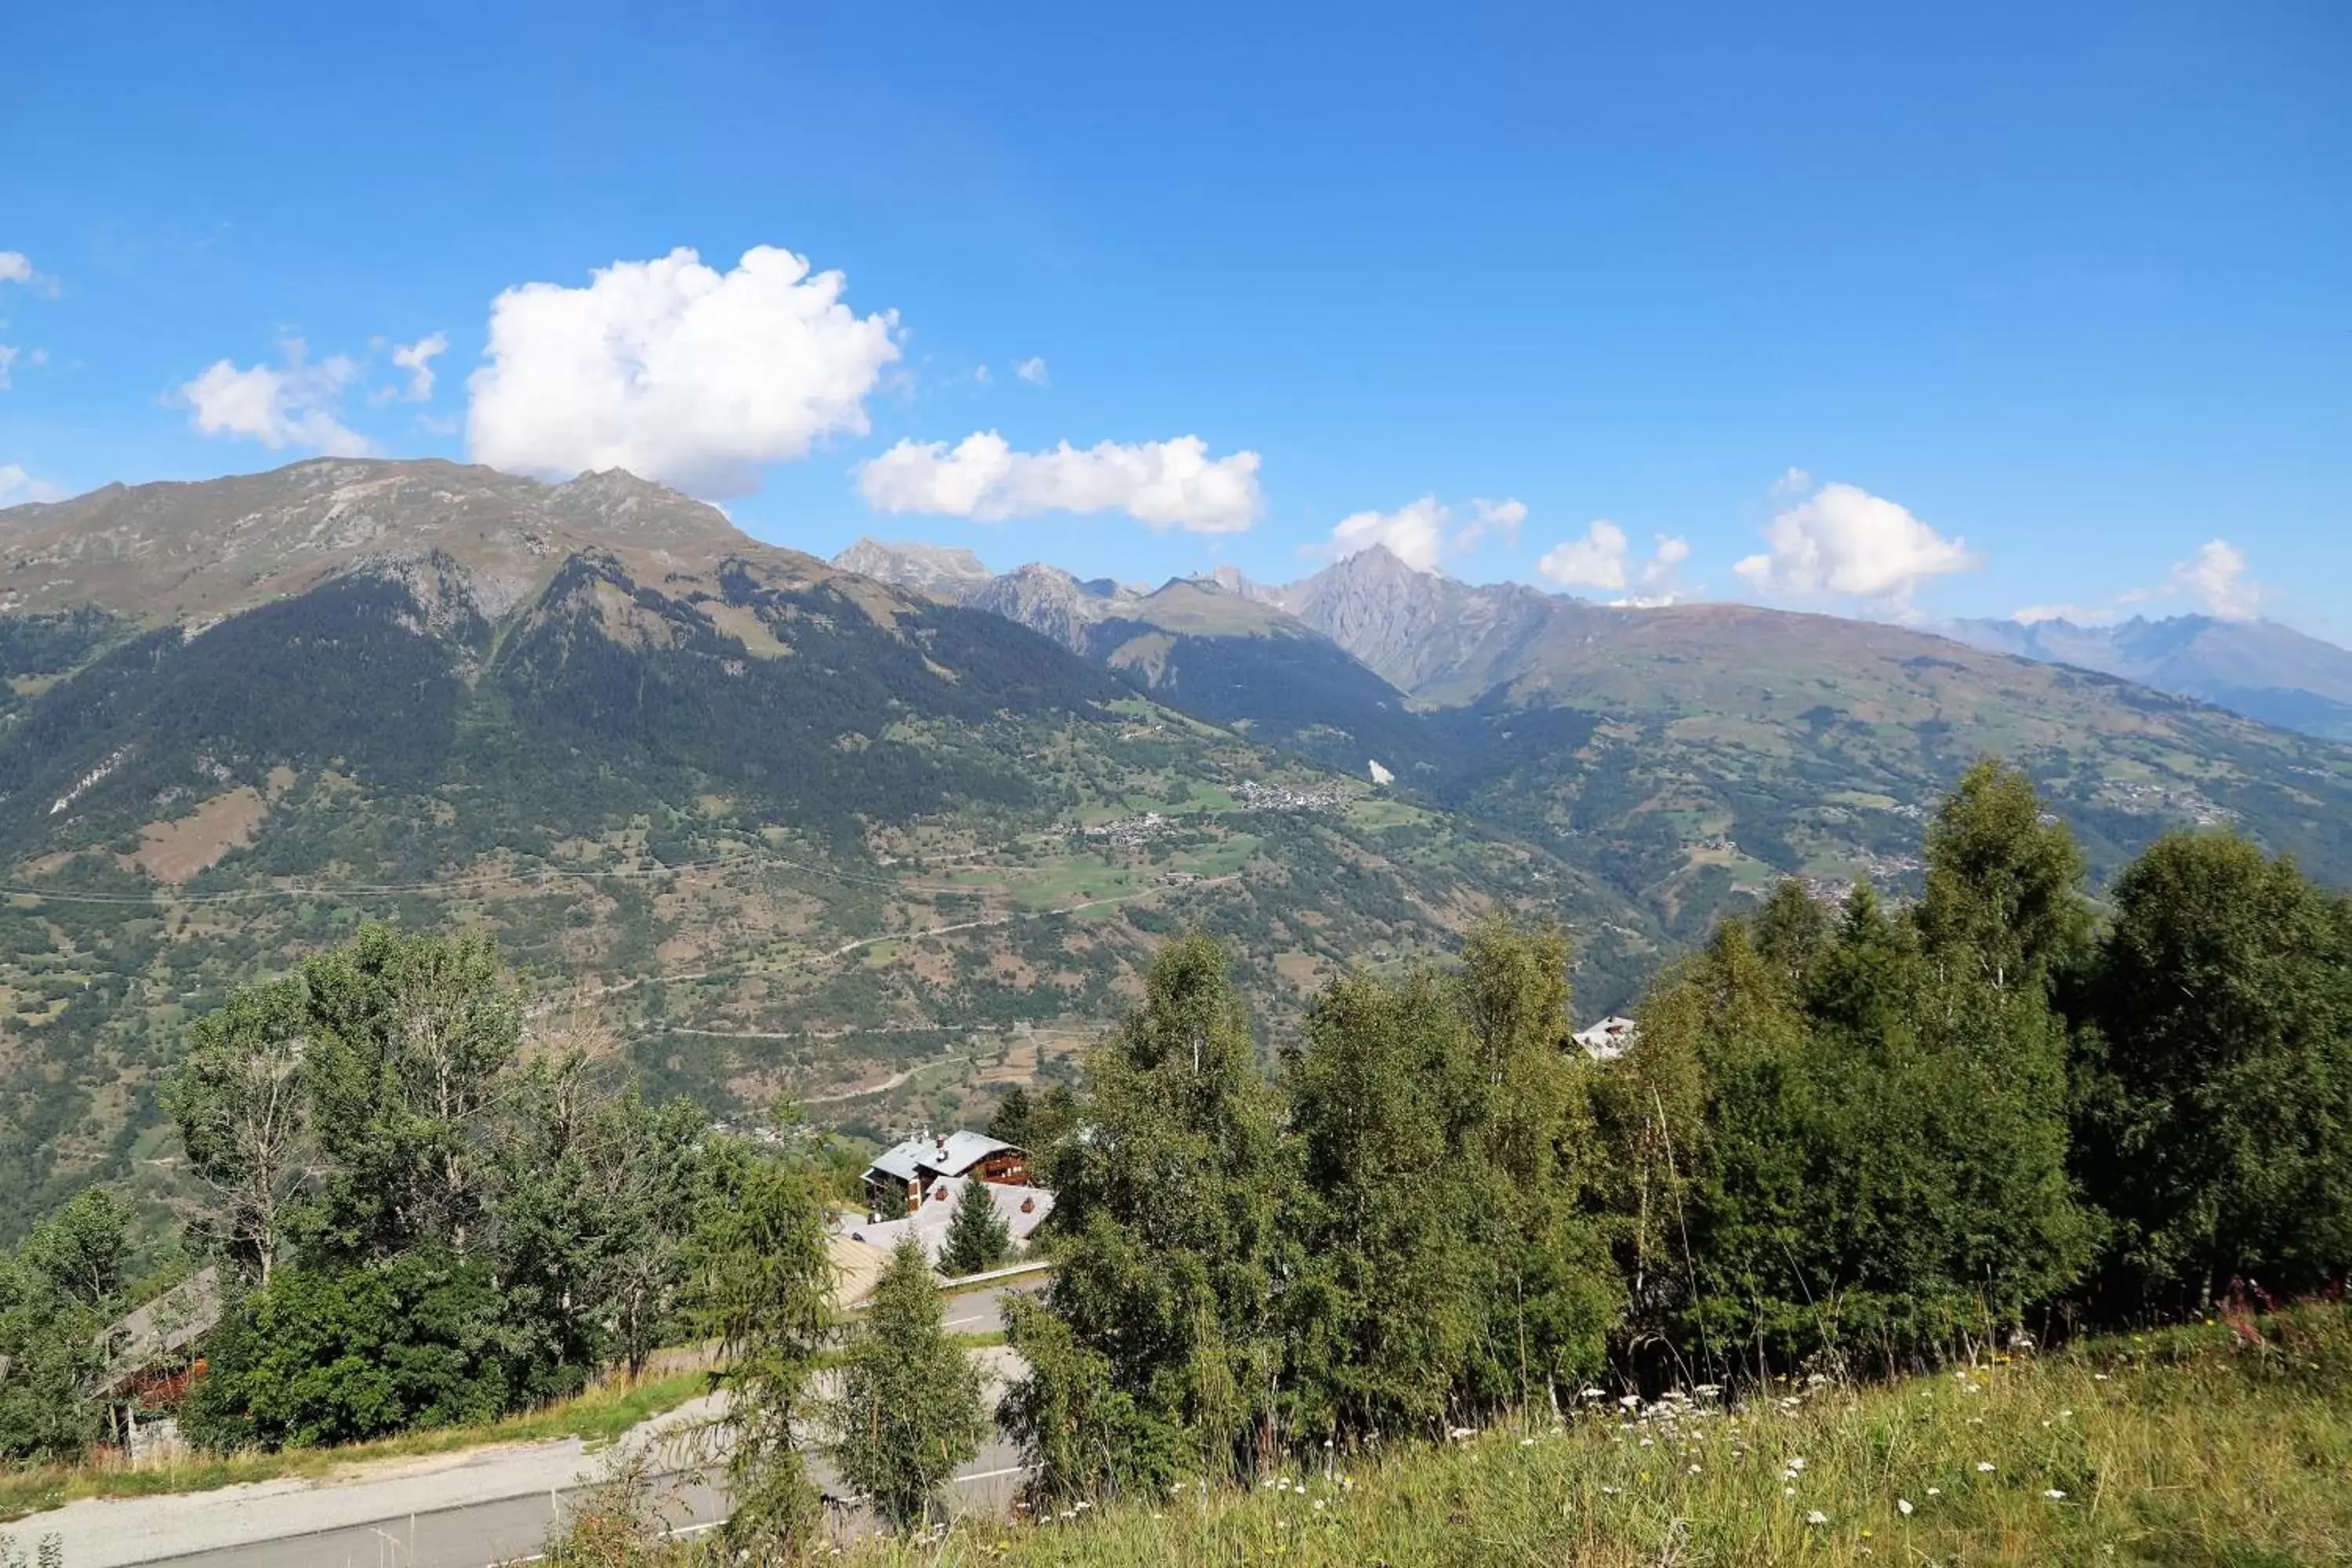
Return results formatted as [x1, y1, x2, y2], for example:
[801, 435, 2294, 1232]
[827, 1236, 986, 1535]
[941, 1178, 1012, 1278]
[687, 1157, 833, 1554]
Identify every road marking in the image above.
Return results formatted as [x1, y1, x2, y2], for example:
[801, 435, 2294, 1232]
[954, 1465, 1033, 1484]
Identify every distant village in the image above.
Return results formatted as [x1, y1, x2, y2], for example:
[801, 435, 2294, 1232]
[1080, 777, 1352, 847]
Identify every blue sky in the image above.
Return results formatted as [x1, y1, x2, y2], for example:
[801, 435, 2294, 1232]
[2, 2, 2346, 635]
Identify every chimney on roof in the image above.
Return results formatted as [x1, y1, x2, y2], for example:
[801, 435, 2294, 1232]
[1020, 1196, 1036, 1214]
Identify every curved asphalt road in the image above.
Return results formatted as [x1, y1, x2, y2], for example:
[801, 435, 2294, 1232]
[14, 1286, 1042, 1568]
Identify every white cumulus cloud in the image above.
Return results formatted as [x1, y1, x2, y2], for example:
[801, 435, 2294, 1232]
[1537, 520, 1690, 601]
[1326, 495, 1453, 572]
[1013, 355, 1049, 387]
[858, 430, 1261, 534]
[2172, 538, 2263, 619]
[0, 463, 64, 506]
[388, 332, 448, 403]
[466, 245, 901, 497]
[177, 340, 372, 456]
[1452, 497, 1527, 553]
[0, 253, 55, 294]
[1735, 478, 1978, 611]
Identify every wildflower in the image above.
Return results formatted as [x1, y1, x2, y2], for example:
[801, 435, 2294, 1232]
[1448, 1426, 1476, 1441]
[1784, 1486, 1795, 1497]
[1788, 1457, 1808, 1471]
[1313, 1500, 1327, 1512]
[1806, 1510, 1829, 1525]
[1688, 1465, 1702, 1475]
[1579, 1386, 1605, 1399]
[1520, 1438, 1537, 1448]
[1927, 1487, 1940, 1497]
[1618, 1394, 1642, 1409]
[1976, 1461, 1994, 1472]
[1897, 1499, 1914, 1515]
[1600, 1485, 1621, 1496]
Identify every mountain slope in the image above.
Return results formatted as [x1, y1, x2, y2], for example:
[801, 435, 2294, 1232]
[0, 462, 1651, 1235]
[1945, 613, 2352, 742]
[906, 543, 2352, 946]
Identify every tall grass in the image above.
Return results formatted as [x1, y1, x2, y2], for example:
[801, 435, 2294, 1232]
[836, 1304, 2352, 1566]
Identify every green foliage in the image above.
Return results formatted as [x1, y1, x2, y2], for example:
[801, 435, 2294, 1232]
[2071, 833, 2352, 1308]
[1282, 921, 1615, 1445]
[16, 1187, 132, 1310]
[180, 1250, 514, 1450]
[997, 1292, 1182, 1508]
[684, 1155, 833, 1555]
[299, 923, 521, 1261]
[1037, 933, 1287, 1481]
[1603, 874, 2093, 1370]
[1918, 757, 2091, 988]
[162, 978, 310, 1283]
[941, 1177, 1012, 1278]
[495, 1058, 720, 1385]
[0, 1189, 132, 1458]
[826, 1237, 987, 1534]
[151, 926, 731, 1454]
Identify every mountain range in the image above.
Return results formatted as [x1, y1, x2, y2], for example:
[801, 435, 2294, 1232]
[0, 461, 1624, 1232]
[838, 532, 2352, 949]
[4, 461, 2350, 1238]
[1942, 613, 2352, 742]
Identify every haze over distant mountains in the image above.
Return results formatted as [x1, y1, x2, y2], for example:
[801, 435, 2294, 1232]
[1941, 613, 2352, 742]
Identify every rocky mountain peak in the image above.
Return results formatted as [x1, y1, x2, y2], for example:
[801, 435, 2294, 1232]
[831, 537, 996, 601]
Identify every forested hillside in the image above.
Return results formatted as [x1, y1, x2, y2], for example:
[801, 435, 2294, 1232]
[0, 462, 1648, 1239]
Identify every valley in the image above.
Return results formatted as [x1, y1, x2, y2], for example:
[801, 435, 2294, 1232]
[5, 459, 2352, 1242]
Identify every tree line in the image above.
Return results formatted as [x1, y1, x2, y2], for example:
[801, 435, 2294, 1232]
[985, 760, 2350, 1511]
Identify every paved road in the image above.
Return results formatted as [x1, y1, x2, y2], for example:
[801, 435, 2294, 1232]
[938, 1275, 1045, 1336]
[130, 1445, 1031, 1568]
[16, 1340, 1035, 1568]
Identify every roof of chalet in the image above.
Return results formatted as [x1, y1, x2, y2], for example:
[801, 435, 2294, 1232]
[863, 1129, 1020, 1185]
[95, 1265, 221, 1396]
[844, 1177, 1055, 1269]
[1573, 1015, 1640, 1061]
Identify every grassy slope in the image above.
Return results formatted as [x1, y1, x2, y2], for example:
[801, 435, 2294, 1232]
[854, 1307, 2352, 1567]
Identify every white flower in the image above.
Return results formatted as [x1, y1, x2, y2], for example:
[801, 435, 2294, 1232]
[1580, 1386, 1606, 1399]
[1927, 1487, 1941, 1496]
[1618, 1394, 1642, 1408]
[1897, 1499, 1914, 1515]
[1784, 1486, 1796, 1497]
[1688, 1464, 1702, 1475]
[1788, 1457, 1808, 1471]
[1806, 1510, 1829, 1525]
[2045, 1489, 2067, 1500]
[1520, 1438, 1537, 1448]
[1976, 1461, 1995, 1472]
[1449, 1426, 1476, 1441]
[1313, 1499, 1327, 1512]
